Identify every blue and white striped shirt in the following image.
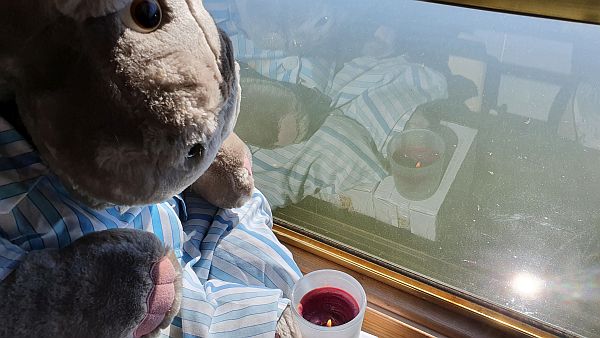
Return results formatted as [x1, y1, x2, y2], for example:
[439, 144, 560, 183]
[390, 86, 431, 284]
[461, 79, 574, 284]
[0, 117, 302, 337]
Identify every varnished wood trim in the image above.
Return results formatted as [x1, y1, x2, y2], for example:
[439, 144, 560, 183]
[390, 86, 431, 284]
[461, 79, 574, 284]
[420, 0, 600, 25]
[285, 240, 517, 338]
[364, 307, 436, 338]
[274, 224, 561, 337]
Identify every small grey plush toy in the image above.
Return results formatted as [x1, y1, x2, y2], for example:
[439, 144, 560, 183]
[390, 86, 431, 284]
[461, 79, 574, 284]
[0, 1, 299, 337]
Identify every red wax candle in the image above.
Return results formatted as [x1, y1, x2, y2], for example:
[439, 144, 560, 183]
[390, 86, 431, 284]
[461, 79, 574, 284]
[298, 287, 360, 327]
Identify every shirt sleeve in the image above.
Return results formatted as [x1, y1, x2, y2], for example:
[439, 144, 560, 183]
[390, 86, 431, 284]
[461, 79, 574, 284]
[0, 236, 25, 282]
[252, 115, 388, 209]
[163, 189, 301, 338]
[329, 56, 449, 152]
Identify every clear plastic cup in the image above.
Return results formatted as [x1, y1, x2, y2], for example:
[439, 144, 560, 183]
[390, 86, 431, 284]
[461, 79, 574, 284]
[387, 129, 446, 200]
[291, 270, 367, 338]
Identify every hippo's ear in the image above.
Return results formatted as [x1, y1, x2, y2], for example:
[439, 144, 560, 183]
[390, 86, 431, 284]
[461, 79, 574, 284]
[54, 0, 130, 21]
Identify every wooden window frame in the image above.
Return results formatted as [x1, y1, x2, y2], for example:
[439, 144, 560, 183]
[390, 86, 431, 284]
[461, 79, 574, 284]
[421, 0, 600, 25]
[274, 224, 567, 337]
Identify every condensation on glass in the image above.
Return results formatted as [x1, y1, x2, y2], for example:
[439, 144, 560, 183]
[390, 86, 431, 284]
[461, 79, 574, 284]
[205, 1, 600, 336]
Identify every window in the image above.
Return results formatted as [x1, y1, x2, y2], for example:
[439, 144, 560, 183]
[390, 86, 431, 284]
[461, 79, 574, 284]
[206, 1, 600, 336]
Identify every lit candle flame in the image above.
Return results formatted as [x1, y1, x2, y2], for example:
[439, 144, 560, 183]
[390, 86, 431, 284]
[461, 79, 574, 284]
[415, 161, 422, 168]
[326, 319, 332, 327]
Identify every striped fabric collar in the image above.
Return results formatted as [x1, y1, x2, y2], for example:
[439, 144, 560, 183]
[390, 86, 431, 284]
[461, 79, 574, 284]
[0, 117, 48, 214]
[0, 117, 184, 218]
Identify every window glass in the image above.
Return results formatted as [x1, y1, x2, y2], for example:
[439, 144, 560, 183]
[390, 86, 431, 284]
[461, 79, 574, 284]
[206, 1, 600, 335]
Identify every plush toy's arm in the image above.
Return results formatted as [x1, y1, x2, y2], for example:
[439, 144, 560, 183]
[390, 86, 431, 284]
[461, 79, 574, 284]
[0, 229, 181, 338]
[191, 132, 254, 209]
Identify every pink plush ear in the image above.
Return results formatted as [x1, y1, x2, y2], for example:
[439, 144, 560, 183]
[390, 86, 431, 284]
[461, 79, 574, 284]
[54, 0, 130, 20]
[191, 133, 255, 209]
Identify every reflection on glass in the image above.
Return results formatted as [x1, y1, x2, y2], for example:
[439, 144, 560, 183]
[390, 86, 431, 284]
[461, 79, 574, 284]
[387, 129, 446, 201]
[512, 272, 545, 299]
[206, 0, 600, 335]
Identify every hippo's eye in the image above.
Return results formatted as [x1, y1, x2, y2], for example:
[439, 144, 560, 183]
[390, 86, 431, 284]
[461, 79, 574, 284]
[121, 0, 162, 33]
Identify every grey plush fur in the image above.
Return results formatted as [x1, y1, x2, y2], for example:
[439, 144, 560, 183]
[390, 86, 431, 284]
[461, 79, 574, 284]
[0, 0, 297, 336]
[0, 0, 299, 336]
[0, 229, 182, 338]
[0, 0, 245, 337]
[0, 0, 240, 208]
[192, 132, 254, 208]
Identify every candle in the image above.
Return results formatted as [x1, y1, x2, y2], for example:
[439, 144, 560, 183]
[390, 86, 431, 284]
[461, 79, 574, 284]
[298, 287, 360, 327]
[291, 270, 367, 338]
[387, 129, 445, 200]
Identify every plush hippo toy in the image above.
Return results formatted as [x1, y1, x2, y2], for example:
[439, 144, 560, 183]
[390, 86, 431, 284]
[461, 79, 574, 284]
[0, 1, 300, 337]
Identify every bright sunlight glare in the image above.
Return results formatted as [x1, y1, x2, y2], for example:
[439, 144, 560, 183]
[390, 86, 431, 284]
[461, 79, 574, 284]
[512, 272, 545, 298]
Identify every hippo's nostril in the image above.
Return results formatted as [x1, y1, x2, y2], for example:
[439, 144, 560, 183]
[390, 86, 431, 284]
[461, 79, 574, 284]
[186, 143, 204, 159]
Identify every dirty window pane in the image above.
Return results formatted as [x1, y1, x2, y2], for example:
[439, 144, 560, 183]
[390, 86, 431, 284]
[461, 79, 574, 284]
[206, 1, 600, 335]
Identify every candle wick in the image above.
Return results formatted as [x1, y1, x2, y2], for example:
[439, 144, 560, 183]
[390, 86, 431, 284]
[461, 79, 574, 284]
[326, 319, 332, 327]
